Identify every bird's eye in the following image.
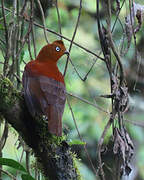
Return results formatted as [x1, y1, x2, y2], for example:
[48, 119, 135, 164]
[55, 46, 61, 52]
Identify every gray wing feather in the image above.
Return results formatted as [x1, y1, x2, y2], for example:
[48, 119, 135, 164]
[23, 71, 44, 116]
[22, 71, 66, 118]
[38, 76, 66, 117]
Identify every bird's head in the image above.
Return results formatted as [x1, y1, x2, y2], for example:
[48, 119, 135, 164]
[36, 40, 69, 63]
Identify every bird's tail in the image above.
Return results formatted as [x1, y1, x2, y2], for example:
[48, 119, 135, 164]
[46, 105, 62, 136]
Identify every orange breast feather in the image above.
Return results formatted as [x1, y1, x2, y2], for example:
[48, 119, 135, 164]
[25, 60, 65, 84]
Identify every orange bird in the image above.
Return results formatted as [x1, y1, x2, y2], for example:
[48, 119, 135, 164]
[22, 40, 68, 136]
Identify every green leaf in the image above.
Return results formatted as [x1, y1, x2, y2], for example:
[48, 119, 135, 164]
[0, 158, 26, 172]
[21, 174, 36, 180]
[68, 139, 86, 146]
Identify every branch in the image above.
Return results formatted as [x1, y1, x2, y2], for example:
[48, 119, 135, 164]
[0, 75, 80, 180]
[0, 168, 16, 180]
[30, 0, 37, 58]
[1, 0, 10, 76]
[0, 121, 8, 150]
[67, 92, 109, 114]
[31, 21, 105, 60]
[55, 0, 62, 37]
[107, 26, 124, 85]
[0, 6, 104, 61]
[63, 0, 82, 76]
[66, 96, 98, 177]
[36, 0, 49, 43]
[97, 113, 115, 180]
[1, 0, 8, 44]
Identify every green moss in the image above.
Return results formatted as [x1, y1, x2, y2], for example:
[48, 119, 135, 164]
[35, 114, 66, 146]
[71, 152, 82, 180]
[36, 121, 82, 179]
[48, 134, 66, 145]
[0, 75, 81, 180]
[0, 75, 20, 111]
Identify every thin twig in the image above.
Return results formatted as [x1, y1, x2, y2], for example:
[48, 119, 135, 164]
[69, 56, 98, 81]
[16, 0, 21, 89]
[128, 0, 138, 91]
[27, 0, 34, 60]
[20, 0, 28, 16]
[67, 92, 109, 114]
[16, 22, 32, 59]
[27, 36, 33, 60]
[108, 31, 124, 85]
[13, 73, 22, 83]
[125, 119, 144, 128]
[19, 149, 24, 163]
[0, 121, 8, 180]
[96, 0, 114, 179]
[63, 0, 82, 76]
[1, 0, 9, 76]
[8, 0, 19, 80]
[37, 0, 49, 44]
[66, 96, 98, 177]
[55, 0, 62, 38]
[31, 25, 37, 58]
[26, 151, 31, 175]
[128, 0, 137, 51]
[68, 56, 84, 81]
[0, 6, 104, 61]
[29, 22, 105, 60]
[15, 148, 24, 177]
[0, 121, 8, 150]
[1, 0, 8, 44]
[107, 0, 124, 85]
[111, 0, 126, 33]
[83, 58, 98, 81]
[97, 113, 116, 180]
[0, 168, 17, 180]
[30, 0, 37, 58]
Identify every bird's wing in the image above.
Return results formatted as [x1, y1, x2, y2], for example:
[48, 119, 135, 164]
[22, 68, 66, 136]
[38, 76, 66, 136]
[22, 69, 45, 116]
[38, 75, 66, 114]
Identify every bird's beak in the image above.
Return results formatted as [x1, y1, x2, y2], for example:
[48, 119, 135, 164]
[64, 50, 69, 55]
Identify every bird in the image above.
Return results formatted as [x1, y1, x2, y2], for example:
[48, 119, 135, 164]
[22, 40, 68, 136]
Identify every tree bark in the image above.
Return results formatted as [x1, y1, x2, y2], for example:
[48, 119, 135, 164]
[0, 75, 79, 180]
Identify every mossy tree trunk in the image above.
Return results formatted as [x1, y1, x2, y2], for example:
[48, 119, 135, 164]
[0, 75, 80, 180]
